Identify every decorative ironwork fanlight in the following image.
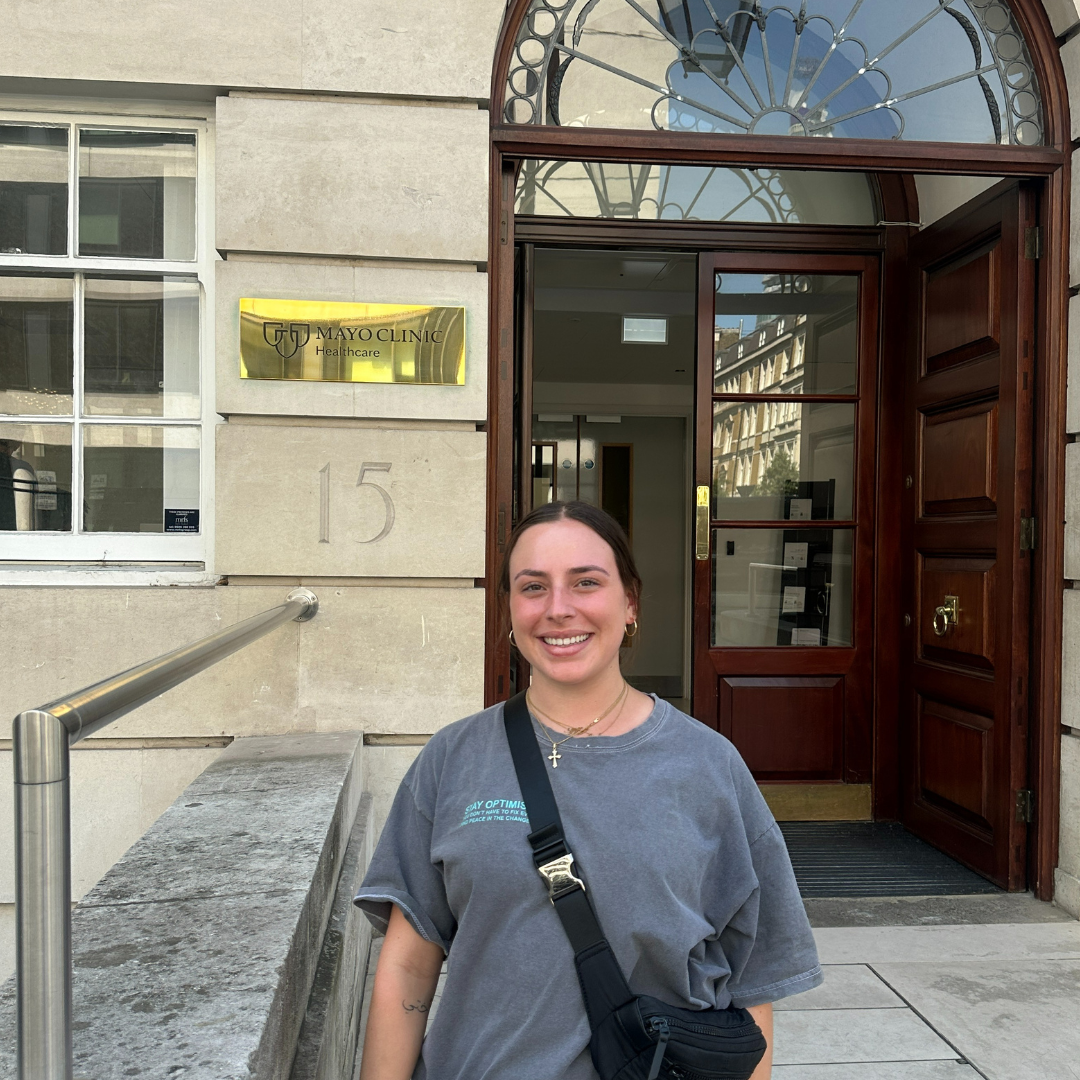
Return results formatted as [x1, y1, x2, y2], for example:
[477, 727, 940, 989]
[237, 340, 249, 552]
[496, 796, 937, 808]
[514, 159, 877, 222]
[505, 0, 1043, 145]
[516, 160, 801, 220]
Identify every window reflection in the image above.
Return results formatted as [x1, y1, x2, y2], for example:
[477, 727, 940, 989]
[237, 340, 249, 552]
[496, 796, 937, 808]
[78, 130, 196, 261]
[712, 528, 852, 647]
[506, 0, 1044, 145]
[82, 424, 199, 533]
[0, 422, 72, 531]
[0, 126, 68, 256]
[515, 161, 876, 225]
[83, 277, 200, 417]
[714, 273, 858, 395]
[712, 401, 854, 520]
[0, 276, 74, 416]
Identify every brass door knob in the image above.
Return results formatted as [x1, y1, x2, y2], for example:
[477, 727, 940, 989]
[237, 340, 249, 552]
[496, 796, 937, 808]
[932, 594, 959, 637]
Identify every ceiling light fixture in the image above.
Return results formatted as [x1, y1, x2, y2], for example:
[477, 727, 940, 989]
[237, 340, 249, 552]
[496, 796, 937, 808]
[622, 316, 667, 344]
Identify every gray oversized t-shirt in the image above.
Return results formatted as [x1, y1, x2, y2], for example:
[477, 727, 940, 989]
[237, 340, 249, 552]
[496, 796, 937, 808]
[355, 697, 822, 1080]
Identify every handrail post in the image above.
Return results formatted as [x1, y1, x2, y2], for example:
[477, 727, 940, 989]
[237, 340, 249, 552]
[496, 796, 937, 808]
[14, 710, 72, 1080]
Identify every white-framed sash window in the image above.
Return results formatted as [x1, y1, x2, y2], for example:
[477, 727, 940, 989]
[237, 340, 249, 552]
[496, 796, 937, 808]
[0, 107, 215, 575]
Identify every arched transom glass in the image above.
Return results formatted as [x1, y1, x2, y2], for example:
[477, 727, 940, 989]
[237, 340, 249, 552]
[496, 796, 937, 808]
[504, 0, 1044, 144]
[516, 160, 878, 222]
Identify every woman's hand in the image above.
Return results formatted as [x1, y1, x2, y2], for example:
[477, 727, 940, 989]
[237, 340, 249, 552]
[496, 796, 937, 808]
[358, 905, 445, 1080]
[747, 1002, 773, 1079]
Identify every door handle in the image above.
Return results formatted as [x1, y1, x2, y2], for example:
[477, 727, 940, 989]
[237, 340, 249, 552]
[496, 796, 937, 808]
[932, 594, 959, 637]
[695, 486, 710, 561]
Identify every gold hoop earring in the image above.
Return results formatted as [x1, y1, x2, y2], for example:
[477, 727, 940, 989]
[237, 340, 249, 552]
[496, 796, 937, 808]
[508, 630, 517, 647]
[625, 620, 638, 638]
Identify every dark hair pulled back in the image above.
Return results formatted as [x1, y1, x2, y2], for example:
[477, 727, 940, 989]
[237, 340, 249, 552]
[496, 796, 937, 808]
[497, 500, 642, 614]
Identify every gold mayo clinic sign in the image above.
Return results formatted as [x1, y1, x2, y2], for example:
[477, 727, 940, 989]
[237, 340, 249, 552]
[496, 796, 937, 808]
[239, 298, 466, 386]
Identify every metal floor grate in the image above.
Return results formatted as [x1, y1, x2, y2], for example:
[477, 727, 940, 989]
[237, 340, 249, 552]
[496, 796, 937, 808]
[778, 821, 1003, 898]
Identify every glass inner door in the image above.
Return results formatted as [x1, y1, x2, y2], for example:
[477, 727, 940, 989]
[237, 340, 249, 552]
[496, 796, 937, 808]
[694, 253, 878, 786]
[711, 272, 857, 649]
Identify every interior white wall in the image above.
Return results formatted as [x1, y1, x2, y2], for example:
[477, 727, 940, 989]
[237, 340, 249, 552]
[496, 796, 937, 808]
[589, 415, 687, 694]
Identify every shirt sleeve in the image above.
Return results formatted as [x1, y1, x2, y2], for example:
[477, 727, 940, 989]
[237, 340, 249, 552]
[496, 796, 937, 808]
[723, 823, 823, 1008]
[353, 773, 455, 955]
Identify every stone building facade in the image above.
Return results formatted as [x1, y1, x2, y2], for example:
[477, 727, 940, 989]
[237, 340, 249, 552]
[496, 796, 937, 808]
[0, 0, 1078, 980]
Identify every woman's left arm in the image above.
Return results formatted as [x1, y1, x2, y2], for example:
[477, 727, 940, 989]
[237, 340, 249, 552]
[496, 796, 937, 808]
[747, 1003, 773, 1079]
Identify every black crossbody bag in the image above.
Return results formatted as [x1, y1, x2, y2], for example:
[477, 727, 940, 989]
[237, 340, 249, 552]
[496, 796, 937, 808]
[503, 692, 767, 1080]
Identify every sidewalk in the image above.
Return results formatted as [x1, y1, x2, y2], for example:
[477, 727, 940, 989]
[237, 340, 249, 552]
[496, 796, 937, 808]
[774, 895, 1080, 1079]
[358, 895, 1080, 1079]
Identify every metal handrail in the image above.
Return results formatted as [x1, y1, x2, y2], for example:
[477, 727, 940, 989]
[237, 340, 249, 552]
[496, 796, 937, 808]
[13, 587, 320, 1080]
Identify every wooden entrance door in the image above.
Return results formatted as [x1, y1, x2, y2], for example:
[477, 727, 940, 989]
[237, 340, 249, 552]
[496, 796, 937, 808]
[693, 252, 879, 788]
[901, 182, 1036, 889]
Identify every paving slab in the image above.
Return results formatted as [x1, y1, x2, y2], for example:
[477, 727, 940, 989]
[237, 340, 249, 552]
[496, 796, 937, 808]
[814, 921, 1080, 965]
[873, 960, 1080, 1080]
[773, 1063, 979, 1079]
[804, 892, 1074, 928]
[772, 1008, 957, 1065]
[774, 965, 906, 1011]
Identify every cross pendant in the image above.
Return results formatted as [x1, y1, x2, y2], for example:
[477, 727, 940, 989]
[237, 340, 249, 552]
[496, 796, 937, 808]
[548, 747, 562, 768]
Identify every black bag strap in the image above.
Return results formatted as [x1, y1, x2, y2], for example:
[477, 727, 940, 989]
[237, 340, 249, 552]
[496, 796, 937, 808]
[503, 691, 635, 1026]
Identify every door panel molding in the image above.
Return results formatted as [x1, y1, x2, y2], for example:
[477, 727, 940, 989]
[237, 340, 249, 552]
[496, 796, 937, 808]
[916, 695, 994, 834]
[920, 401, 999, 517]
[917, 555, 997, 671]
[720, 676, 844, 781]
[901, 181, 1035, 890]
[925, 245, 1000, 372]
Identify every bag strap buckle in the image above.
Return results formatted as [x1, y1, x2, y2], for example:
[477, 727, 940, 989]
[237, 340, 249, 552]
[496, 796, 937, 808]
[537, 853, 586, 903]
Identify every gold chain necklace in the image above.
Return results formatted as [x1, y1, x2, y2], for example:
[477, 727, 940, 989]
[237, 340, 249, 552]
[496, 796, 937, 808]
[527, 682, 629, 768]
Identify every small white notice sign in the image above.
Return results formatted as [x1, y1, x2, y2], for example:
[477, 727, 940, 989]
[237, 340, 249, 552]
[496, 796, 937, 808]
[788, 498, 812, 521]
[34, 469, 57, 511]
[784, 541, 809, 568]
[782, 586, 806, 613]
[791, 627, 821, 645]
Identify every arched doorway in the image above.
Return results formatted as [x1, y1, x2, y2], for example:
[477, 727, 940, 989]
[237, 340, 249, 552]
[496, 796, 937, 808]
[484, 0, 1069, 900]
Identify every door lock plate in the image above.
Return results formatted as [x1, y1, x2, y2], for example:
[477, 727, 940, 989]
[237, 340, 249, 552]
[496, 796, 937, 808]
[695, 486, 710, 561]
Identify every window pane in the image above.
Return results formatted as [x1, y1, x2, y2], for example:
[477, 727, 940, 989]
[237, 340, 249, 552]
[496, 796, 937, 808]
[506, 0, 1043, 145]
[83, 424, 199, 533]
[0, 422, 72, 532]
[78, 130, 196, 260]
[712, 401, 854, 521]
[714, 273, 858, 395]
[516, 161, 876, 225]
[83, 278, 199, 417]
[0, 125, 68, 256]
[0, 276, 74, 416]
[712, 528, 852, 647]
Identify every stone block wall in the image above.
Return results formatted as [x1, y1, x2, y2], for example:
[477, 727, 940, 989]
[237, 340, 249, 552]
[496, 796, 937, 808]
[0, 732, 371, 1080]
[0, 0, 1078, 963]
[0, 0, 502, 978]
[1056, 0, 1080, 920]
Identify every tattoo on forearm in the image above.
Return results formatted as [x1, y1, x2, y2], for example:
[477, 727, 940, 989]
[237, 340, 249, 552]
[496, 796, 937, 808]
[402, 999, 430, 1014]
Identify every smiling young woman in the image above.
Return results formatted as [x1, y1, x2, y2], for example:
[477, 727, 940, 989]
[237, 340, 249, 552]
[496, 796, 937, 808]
[354, 501, 821, 1080]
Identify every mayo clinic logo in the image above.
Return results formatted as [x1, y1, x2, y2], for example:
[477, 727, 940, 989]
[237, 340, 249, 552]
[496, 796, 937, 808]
[263, 321, 311, 359]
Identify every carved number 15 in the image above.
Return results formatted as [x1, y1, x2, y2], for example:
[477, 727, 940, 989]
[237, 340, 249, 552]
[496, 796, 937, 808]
[319, 461, 395, 544]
